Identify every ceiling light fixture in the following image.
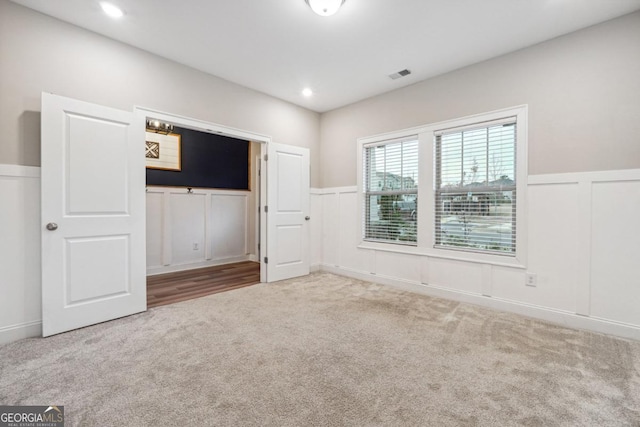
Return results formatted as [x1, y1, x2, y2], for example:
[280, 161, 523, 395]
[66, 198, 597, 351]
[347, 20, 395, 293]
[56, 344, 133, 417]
[100, 2, 124, 18]
[305, 0, 345, 17]
[302, 88, 313, 97]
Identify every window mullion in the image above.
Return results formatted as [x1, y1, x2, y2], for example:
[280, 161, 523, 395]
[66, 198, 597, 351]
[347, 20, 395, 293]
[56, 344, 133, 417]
[460, 132, 465, 187]
[485, 127, 489, 185]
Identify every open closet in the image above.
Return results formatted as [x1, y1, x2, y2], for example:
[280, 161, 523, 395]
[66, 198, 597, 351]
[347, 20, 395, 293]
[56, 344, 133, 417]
[144, 120, 263, 306]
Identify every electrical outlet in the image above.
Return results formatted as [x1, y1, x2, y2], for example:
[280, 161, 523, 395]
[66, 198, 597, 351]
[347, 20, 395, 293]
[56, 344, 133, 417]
[193, 243, 199, 251]
[526, 273, 537, 287]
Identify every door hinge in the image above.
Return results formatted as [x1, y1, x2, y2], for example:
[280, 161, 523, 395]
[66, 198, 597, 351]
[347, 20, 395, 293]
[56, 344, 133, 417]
[264, 257, 268, 264]
[264, 205, 268, 213]
[264, 154, 268, 161]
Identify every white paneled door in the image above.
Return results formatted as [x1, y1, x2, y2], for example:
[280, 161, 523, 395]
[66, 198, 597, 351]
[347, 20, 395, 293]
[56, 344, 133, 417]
[266, 143, 310, 282]
[41, 93, 146, 337]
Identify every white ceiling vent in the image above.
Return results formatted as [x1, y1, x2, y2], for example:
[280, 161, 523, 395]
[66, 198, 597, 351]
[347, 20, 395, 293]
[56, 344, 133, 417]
[388, 69, 411, 80]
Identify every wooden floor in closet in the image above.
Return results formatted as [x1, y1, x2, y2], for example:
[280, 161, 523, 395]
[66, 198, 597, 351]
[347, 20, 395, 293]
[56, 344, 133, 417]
[147, 261, 261, 308]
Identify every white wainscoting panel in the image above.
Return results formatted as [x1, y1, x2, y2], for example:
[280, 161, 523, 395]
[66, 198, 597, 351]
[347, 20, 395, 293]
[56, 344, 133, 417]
[321, 192, 340, 267]
[170, 192, 206, 265]
[145, 191, 164, 268]
[146, 187, 253, 275]
[0, 173, 257, 344]
[0, 165, 42, 344]
[318, 170, 640, 340]
[427, 258, 483, 294]
[338, 191, 373, 273]
[491, 266, 526, 302]
[374, 251, 421, 283]
[590, 180, 640, 326]
[310, 190, 323, 270]
[210, 194, 247, 260]
[491, 183, 581, 312]
[3, 168, 640, 343]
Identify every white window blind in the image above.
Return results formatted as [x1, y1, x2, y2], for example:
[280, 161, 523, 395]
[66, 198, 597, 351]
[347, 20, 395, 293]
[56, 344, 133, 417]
[364, 137, 418, 244]
[434, 119, 517, 254]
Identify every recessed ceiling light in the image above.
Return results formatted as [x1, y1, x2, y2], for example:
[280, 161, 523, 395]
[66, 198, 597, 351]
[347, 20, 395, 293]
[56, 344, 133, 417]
[100, 2, 124, 18]
[302, 88, 313, 97]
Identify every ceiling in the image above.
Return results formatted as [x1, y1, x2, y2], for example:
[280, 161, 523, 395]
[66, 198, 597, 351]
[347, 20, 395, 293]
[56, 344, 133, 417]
[10, 0, 640, 113]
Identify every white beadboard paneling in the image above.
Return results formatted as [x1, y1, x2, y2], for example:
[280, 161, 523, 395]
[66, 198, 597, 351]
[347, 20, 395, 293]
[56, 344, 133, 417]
[0, 165, 42, 344]
[170, 192, 206, 265]
[145, 192, 164, 268]
[210, 194, 247, 259]
[590, 181, 640, 325]
[374, 251, 421, 283]
[492, 183, 580, 312]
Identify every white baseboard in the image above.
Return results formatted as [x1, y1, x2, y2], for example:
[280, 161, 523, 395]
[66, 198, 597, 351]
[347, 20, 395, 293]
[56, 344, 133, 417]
[0, 320, 42, 345]
[147, 255, 255, 276]
[310, 263, 321, 273]
[319, 264, 640, 342]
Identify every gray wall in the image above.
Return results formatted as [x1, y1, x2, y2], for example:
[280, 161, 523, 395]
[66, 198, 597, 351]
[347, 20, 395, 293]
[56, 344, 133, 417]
[0, 0, 321, 186]
[2, 0, 639, 190]
[319, 11, 640, 188]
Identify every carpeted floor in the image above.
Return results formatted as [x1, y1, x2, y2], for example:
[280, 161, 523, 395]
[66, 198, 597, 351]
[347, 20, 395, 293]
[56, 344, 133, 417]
[1, 272, 639, 426]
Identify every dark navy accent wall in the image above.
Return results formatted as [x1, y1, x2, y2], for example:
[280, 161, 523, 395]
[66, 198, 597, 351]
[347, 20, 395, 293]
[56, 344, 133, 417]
[146, 126, 250, 190]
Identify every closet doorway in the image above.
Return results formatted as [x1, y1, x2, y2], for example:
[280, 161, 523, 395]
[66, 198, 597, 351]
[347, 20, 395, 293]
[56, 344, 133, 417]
[138, 108, 268, 307]
[41, 95, 308, 336]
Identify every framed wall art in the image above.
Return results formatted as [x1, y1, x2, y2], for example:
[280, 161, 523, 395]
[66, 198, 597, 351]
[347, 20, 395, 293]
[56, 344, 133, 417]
[145, 132, 181, 171]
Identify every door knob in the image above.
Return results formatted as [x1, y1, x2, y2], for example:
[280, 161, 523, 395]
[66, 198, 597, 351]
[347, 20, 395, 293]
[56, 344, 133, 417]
[46, 222, 58, 231]
[305, 216, 311, 221]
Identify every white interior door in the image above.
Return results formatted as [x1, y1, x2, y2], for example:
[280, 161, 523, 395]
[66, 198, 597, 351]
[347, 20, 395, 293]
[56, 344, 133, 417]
[41, 93, 146, 337]
[266, 142, 310, 282]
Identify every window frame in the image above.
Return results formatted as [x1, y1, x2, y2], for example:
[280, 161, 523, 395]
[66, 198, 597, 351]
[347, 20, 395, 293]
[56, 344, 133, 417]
[357, 105, 528, 268]
[362, 136, 419, 246]
[434, 117, 517, 255]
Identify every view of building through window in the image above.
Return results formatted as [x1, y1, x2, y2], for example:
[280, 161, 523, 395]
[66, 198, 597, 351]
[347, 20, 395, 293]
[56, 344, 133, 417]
[361, 117, 518, 253]
[435, 122, 516, 254]
[364, 138, 418, 244]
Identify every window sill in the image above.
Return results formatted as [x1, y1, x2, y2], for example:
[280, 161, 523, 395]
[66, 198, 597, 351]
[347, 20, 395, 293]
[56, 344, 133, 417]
[358, 241, 422, 255]
[357, 241, 526, 269]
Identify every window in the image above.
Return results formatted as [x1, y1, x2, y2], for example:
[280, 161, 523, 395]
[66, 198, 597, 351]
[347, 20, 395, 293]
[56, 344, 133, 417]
[363, 137, 418, 244]
[358, 105, 526, 264]
[434, 118, 517, 254]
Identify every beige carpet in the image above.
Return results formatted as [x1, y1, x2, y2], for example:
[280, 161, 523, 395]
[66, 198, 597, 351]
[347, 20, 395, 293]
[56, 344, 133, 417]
[1, 272, 639, 426]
